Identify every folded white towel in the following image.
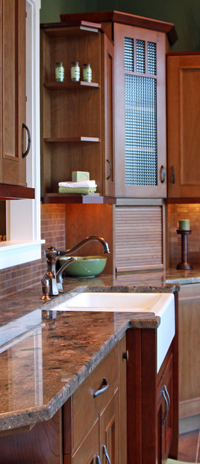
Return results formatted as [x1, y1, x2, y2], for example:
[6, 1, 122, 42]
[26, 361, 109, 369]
[58, 180, 97, 188]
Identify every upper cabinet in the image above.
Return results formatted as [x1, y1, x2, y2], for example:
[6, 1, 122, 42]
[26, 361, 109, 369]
[60, 12, 177, 200]
[41, 11, 177, 203]
[113, 23, 169, 198]
[167, 52, 200, 199]
[0, 0, 34, 199]
[40, 21, 115, 204]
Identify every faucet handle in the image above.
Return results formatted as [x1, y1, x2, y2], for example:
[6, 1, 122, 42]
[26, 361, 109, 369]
[45, 246, 60, 262]
[41, 271, 54, 301]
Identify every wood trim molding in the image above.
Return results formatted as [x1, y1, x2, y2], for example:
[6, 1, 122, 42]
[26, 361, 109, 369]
[0, 183, 35, 200]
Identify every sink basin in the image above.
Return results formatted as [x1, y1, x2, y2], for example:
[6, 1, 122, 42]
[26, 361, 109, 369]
[57, 292, 165, 313]
[49, 291, 175, 372]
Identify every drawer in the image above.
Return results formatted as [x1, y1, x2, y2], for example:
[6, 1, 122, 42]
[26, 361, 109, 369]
[72, 343, 118, 451]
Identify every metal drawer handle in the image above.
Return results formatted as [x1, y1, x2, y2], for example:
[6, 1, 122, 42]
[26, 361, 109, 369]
[103, 445, 111, 464]
[164, 384, 170, 413]
[22, 123, 31, 158]
[93, 377, 109, 398]
[123, 350, 129, 361]
[96, 456, 102, 464]
[162, 385, 170, 425]
[106, 159, 112, 180]
[160, 165, 166, 183]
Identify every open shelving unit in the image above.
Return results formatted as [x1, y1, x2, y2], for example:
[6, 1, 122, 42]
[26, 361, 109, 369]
[40, 20, 114, 204]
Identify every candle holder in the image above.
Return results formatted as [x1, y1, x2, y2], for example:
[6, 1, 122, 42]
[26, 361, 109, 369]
[176, 229, 193, 270]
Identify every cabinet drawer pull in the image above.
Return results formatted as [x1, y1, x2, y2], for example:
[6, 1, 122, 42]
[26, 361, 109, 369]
[123, 350, 129, 361]
[160, 165, 166, 183]
[103, 445, 111, 464]
[93, 377, 109, 398]
[164, 384, 170, 412]
[106, 159, 112, 180]
[96, 456, 102, 464]
[162, 385, 170, 425]
[22, 123, 31, 158]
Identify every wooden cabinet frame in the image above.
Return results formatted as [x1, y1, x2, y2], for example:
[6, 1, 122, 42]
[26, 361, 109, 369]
[126, 290, 179, 464]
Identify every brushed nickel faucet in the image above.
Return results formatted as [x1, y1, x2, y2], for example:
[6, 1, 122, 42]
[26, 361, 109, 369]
[41, 235, 110, 301]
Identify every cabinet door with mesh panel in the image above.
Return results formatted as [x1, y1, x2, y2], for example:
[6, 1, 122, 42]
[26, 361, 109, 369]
[114, 23, 167, 198]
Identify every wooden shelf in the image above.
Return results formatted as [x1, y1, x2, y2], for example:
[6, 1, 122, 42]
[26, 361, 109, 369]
[44, 81, 100, 90]
[44, 137, 100, 143]
[41, 193, 116, 205]
[0, 184, 35, 200]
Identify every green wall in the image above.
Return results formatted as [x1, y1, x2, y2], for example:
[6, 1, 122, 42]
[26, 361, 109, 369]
[40, 0, 200, 52]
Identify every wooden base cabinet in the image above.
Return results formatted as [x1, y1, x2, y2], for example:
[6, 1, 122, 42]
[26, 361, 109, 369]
[63, 335, 127, 464]
[126, 290, 179, 464]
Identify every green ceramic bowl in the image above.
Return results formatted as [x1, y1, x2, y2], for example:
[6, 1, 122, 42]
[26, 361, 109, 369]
[58, 256, 107, 278]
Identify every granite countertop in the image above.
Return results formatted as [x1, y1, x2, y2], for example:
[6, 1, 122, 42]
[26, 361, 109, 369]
[0, 268, 193, 432]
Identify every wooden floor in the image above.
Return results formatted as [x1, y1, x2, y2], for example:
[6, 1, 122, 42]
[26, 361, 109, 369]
[178, 431, 200, 462]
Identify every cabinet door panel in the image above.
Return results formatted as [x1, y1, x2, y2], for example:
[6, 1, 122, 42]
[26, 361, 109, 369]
[114, 23, 167, 198]
[167, 53, 200, 198]
[71, 419, 99, 464]
[0, 0, 26, 186]
[72, 344, 118, 451]
[102, 33, 115, 196]
[100, 389, 119, 464]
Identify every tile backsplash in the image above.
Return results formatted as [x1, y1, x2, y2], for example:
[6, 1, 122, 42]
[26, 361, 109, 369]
[168, 203, 200, 268]
[0, 204, 66, 300]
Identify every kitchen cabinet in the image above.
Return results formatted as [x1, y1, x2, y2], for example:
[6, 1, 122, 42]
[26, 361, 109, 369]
[63, 336, 127, 464]
[178, 283, 200, 433]
[126, 290, 178, 464]
[113, 23, 168, 198]
[0, 0, 34, 199]
[0, 288, 179, 464]
[0, 334, 127, 464]
[157, 351, 173, 462]
[167, 52, 200, 199]
[60, 11, 177, 200]
[40, 20, 114, 204]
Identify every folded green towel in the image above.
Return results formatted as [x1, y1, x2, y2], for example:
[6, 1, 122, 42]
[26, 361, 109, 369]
[58, 187, 97, 195]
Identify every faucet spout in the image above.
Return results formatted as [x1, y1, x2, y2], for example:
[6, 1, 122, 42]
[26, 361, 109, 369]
[61, 235, 110, 256]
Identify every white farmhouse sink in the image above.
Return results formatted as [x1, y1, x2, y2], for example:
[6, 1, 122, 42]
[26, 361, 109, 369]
[51, 292, 175, 372]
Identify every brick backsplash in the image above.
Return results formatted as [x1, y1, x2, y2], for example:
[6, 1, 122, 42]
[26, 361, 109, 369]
[1, 202, 200, 298]
[0, 204, 66, 300]
[168, 203, 200, 268]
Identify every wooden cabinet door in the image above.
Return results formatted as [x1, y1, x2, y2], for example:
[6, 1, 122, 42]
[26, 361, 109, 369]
[157, 353, 173, 463]
[0, 0, 27, 186]
[100, 389, 119, 464]
[114, 23, 167, 198]
[167, 52, 200, 198]
[118, 335, 127, 464]
[71, 419, 100, 464]
[102, 33, 115, 197]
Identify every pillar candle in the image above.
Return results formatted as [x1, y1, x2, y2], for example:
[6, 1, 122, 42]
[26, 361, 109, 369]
[179, 219, 190, 231]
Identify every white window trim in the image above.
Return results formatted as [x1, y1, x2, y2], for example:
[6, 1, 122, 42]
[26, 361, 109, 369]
[0, 0, 44, 271]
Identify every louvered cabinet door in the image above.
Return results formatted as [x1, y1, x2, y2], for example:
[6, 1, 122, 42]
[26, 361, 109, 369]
[114, 23, 167, 198]
[113, 204, 165, 272]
